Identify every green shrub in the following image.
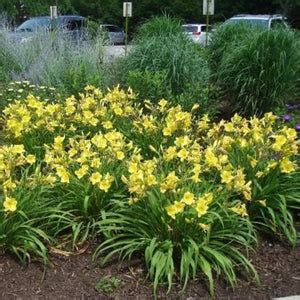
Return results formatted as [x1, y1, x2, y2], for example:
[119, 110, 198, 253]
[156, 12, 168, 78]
[125, 34, 209, 95]
[176, 82, 218, 116]
[121, 16, 211, 112]
[126, 70, 172, 104]
[53, 60, 103, 96]
[209, 24, 250, 76]
[126, 70, 217, 115]
[209, 25, 300, 116]
[135, 15, 183, 39]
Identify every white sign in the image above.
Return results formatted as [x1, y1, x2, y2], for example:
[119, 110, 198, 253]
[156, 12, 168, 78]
[123, 2, 132, 17]
[50, 6, 57, 19]
[203, 0, 214, 15]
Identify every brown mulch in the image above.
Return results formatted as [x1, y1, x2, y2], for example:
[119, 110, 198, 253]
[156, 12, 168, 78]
[0, 238, 299, 299]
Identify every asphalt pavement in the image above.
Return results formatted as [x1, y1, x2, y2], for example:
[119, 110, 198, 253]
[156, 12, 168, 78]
[103, 45, 132, 62]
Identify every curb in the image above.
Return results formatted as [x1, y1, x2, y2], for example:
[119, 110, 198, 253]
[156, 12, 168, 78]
[273, 296, 300, 300]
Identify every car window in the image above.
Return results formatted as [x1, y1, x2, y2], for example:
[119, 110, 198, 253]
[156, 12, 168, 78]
[225, 18, 269, 28]
[58, 17, 84, 30]
[200, 25, 212, 32]
[182, 26, 199, 33]
[65, 20, 84, 31]
[271, 19, 286, 29]
[104, 25, 122, 32]
[16, 18, 51, 32]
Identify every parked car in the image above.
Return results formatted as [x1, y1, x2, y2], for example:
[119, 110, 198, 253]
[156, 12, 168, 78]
[182, 24, 212, 45]
[224, 14, 288, 29]
[8, 15, 86, 43]
[99, 24, 125, 45]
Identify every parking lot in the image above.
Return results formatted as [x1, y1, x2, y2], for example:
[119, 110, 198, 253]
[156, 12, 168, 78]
[103, 45, 132, 61]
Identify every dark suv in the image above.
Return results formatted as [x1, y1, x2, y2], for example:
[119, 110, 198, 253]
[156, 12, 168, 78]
[9, 15, 86, 43]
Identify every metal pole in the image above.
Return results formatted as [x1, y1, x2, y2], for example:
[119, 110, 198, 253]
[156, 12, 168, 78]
[125, 14, 129, 56]
[205, 0, 209, 47]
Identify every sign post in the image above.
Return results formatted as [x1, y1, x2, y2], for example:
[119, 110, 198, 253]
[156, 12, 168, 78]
[50, 6, 57, 19]
[123, 2, 132, 56]
[50, 6, 57, 33]
[203, 0, 214, 46]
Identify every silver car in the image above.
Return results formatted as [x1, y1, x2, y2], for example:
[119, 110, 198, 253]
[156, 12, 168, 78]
[100, 24, 125, 45]
[224, 14, 288, 29]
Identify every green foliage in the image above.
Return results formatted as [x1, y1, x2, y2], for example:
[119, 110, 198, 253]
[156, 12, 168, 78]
[126, 70, 172, 104]
[0, 180, 72, 264]
[85, 18, 101, 38]
[124, 17, 209, 95]
[1, 0, 300, 32]
[94, 189, 258, 294]
[23, 32, 105, 97]
[250, 169, 300, 245]
[209, 25, 300, 116]
[135, 15, 183, 39]
[95, 276, 123, 294]
[176, 82, 218, 116]
[0, 86, 299, 295]
[0, 0, 74, 19]
[0, 29, 106, 97]
[282, 169, 300, 210]
[49, 181, 126, 248]
[126, 70, 217, 118]
[0, 32, 21, 83]
[226, 142, 299, 245]
[209, 25, 249, 76]
[121, 16, 212, 112]
[56, 60, 103, 97]
[0, 81, 59, 111]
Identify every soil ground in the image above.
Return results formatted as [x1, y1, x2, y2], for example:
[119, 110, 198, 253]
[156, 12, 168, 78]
[0, 238, 299, 299]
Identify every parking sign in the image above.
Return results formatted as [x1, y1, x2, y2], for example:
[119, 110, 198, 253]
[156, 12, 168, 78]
[123, 2, 132, 17]
[50, 6, 57, 19]
[203, 0, 214, 15]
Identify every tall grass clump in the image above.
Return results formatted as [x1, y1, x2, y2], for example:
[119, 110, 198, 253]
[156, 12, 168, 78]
[13, 31, 105, 96]
[0, 26, 106, 96]
[0, 28, 22, 82]
[209, 24, 249, 76]
[135, 15, 184, 38]
[0, 13, 10, 29]
[209, 25, 300, 116]
[120, 16, 212, 113]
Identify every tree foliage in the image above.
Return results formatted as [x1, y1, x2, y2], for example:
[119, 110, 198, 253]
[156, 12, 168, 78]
[0, 0, 299, 28]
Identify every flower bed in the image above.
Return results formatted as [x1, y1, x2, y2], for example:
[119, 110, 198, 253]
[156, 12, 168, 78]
[0, 84, 299, 294]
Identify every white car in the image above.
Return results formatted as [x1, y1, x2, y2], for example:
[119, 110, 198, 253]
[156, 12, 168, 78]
[182, 24, 212, 45]
[224, 14, 288, 30]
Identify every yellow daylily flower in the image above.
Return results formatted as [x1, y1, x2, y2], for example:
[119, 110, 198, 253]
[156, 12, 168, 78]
[3, 196, 17, 213]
